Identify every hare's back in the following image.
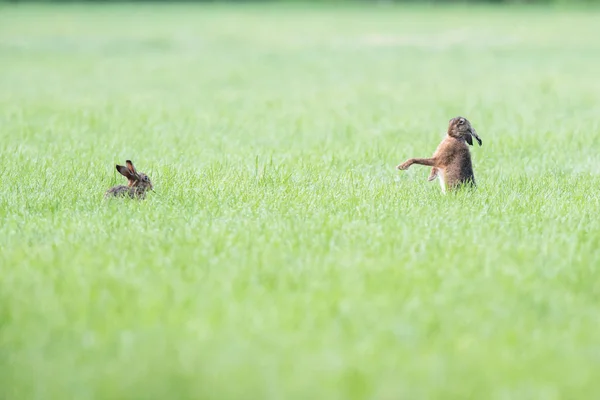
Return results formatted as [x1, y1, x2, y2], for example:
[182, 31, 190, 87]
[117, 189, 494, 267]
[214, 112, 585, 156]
[445, 149, 475, 187]
[105, 185, 130, 198]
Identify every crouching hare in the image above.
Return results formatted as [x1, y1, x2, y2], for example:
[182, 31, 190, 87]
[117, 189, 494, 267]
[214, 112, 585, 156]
[397, 116, 482, 193]
[105, 160, 153, 199]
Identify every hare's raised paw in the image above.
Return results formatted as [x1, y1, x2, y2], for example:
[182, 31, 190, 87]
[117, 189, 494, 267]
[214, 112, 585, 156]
[397, 162, 410, 170]
[428, 168, 438, 181]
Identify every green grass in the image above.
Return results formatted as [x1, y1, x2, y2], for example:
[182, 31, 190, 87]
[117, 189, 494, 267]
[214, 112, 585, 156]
[1, 3, 600, 399]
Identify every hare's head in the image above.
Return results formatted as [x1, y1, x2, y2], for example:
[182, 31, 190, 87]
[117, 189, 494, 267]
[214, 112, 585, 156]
[116, 160, 153, 191]
[448, 116, 482, 146]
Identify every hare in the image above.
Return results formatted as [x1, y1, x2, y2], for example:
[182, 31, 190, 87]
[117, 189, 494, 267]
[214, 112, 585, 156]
[105, 160, 153, 199]
[397, 116, 482, 193]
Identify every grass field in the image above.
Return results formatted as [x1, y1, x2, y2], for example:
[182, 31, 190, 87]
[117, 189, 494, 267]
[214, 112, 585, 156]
[1, 3, 600, 399]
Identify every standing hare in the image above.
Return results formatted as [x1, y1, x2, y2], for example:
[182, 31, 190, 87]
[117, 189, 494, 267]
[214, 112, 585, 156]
[105, 160, 153, 199]
[397, 116, 482, 193]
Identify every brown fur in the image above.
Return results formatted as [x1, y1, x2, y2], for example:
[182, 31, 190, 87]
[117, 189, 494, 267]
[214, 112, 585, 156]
[105, 160, 153, 199]
[397, 116, 482, 192]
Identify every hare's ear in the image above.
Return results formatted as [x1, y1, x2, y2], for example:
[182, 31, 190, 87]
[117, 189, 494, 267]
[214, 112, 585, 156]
[126, 160, 137, 175]
[470, 128, 482, 146]
[465, 135, 473, 146]
[116, 164, 134, 179]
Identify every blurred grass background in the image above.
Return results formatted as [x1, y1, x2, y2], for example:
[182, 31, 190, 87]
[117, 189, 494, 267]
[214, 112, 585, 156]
[1, 2, 600, 400]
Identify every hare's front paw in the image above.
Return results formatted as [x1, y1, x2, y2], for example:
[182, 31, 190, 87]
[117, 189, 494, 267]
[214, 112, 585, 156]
[397, 162, 411, 170]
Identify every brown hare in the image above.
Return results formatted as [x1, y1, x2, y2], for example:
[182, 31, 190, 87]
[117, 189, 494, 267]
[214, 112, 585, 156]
[105, 160, 153, 199]
[397, 116, 482, 193]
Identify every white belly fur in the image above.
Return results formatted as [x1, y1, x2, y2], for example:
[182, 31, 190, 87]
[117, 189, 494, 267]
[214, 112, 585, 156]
[437, 169, 446, 194]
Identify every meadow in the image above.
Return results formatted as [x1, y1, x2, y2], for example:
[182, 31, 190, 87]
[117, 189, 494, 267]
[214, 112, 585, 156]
[1, 3, 600, 399]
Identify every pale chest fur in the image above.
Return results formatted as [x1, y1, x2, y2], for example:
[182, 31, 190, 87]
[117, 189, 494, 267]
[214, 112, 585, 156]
[437, 168, 447, 194]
